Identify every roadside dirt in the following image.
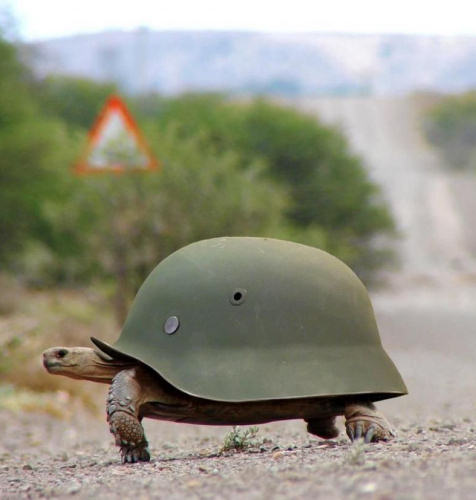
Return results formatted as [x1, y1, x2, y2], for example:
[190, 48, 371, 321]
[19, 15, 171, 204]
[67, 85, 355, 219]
[1, 97, 475, 499]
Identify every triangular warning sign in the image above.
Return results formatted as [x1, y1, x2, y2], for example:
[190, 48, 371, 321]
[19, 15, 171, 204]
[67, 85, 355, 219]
[75, 95, 159, 174]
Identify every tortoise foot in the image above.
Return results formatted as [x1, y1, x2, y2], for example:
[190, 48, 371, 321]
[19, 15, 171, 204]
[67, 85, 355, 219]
[120, 443, 151, 464]
[306, 417, 339, 439]
[344, 403, 395, 443]
[109, 411, 150, 463]
[345, 419, 393, 443]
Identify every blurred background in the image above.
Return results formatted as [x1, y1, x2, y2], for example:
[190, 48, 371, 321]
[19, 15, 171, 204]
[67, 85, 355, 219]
[0, 1, 475, 421]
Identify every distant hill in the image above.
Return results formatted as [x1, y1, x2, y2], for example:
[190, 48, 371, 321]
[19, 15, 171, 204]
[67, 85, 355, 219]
[25, 30, 476, 96]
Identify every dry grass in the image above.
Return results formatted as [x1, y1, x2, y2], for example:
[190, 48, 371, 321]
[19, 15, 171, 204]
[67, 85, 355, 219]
[0, 275, 118, 415]
[0, 385, 86, 419]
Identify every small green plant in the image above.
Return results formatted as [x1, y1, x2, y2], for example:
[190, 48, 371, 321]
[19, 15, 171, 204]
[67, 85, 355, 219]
[221, 426, 261, 452]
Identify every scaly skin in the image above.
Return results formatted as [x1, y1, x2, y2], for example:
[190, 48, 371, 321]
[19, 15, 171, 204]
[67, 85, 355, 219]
[107, 369, 150, 463]
[43, 346, 396, 464]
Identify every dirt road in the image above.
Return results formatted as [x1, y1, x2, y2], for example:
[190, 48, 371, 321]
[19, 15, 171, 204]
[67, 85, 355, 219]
[296, 96, 476, 284]
[1, 407, 475, 499]
[1, 97, 475, 499]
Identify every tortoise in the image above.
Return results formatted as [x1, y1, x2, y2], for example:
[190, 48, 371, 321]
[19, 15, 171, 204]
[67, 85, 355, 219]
[43, 237, 407, 463]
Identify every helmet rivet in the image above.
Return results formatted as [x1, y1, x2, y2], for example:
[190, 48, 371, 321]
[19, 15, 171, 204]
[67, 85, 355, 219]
[164, 316, 180, 334]
[230, 288, 247, 305]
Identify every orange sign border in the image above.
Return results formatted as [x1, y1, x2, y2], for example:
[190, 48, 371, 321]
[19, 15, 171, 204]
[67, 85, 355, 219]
[74, 95, 160, 175]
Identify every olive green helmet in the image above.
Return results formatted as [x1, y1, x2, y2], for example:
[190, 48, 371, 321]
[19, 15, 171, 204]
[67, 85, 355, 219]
[92, 237, 407, 402]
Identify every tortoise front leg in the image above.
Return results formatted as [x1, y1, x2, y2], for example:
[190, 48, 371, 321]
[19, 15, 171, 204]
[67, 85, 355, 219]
[344, 402, 395, 443]
[107, 368, 150, 463]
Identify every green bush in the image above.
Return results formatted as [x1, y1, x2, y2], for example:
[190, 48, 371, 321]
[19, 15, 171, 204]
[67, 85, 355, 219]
[0, 37, 75, 265]
[35, 75, 117, 129]
[45, 126, 288, 322]
[0, 30, 396, 321]
[146, 94, 396, 278]
[424, 91, 476, 170]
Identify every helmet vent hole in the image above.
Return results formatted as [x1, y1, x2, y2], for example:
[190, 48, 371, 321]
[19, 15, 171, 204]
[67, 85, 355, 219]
[230, 288, 247, 305]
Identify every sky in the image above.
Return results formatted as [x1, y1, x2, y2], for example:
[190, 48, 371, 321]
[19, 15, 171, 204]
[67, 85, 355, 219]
[5, 0, 476, 40]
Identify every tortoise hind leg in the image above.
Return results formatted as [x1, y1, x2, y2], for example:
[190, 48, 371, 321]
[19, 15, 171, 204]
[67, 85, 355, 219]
[305, 416, 339, 439]
[344, 402, 395, 443]
[107, 368, 150, 463]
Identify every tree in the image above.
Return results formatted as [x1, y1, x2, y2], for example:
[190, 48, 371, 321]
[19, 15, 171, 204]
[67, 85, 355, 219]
[0, 36, 74, 265]
[0, 32, 395, 316]
[146, 94, 396, 278]
[35, 76, 117, 129]
[51, 126, 288, 322]
[424, 92, 476, 170]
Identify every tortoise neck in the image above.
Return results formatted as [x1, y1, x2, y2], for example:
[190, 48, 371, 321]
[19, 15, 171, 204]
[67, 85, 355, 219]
[84, 359, 133, 383]
[72, 350, 135, 384]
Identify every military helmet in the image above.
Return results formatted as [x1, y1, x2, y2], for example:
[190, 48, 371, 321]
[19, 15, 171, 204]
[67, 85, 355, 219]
[92, 237, 407, 402]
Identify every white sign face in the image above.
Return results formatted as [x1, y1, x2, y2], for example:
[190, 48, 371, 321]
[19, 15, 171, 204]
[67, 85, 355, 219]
[88, 109, 149, 169]
[75, 96, 158, 174]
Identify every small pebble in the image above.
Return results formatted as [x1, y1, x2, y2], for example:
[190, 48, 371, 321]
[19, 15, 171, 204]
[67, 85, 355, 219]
[360, 482, 377, 493]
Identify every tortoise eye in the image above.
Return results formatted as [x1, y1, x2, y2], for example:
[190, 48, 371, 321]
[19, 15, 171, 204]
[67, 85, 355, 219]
[56, 349, 68, 358]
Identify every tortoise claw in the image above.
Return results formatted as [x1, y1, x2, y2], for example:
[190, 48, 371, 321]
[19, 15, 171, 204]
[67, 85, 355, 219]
[121, 444, 150, 464]
[346, 425, 354, 441]
[141, 447, 151, 461]
[364, 425, 376, 443]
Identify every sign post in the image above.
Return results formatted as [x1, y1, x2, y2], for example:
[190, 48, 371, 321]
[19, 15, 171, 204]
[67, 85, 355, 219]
[74, 95, 160, 324]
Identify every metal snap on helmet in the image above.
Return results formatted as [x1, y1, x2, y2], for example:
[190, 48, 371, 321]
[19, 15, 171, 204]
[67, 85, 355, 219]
[92, 237, 407, 402]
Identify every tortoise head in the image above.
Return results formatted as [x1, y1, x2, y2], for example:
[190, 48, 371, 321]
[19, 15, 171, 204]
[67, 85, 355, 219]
[42, 346, 131, 383]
